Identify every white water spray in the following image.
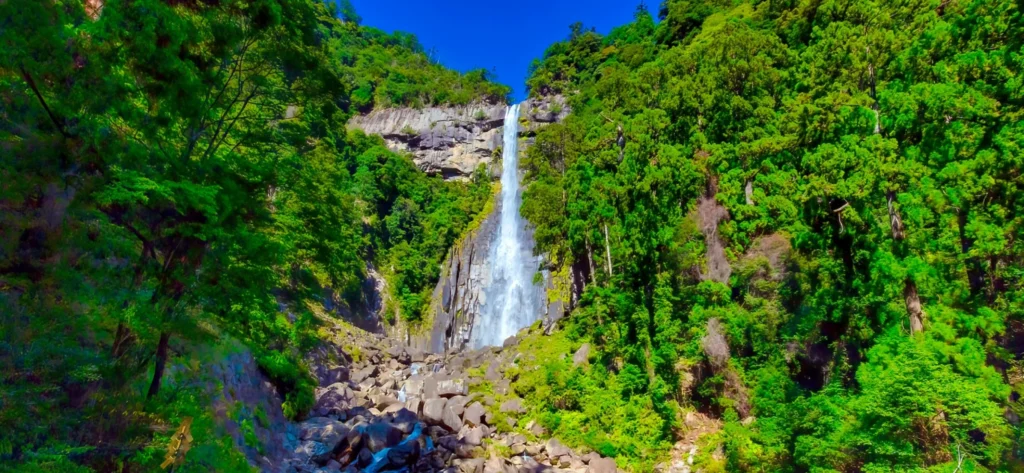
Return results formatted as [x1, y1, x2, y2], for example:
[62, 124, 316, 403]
[471, 103, 545, 348]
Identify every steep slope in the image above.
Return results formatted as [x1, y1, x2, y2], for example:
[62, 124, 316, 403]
[516, 1, 1024, 471]
[0, 1, 506, 471]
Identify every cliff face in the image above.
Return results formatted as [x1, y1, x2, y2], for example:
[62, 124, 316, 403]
[347, 96, 568, 180]
[395, 96, 570, 353]
[347, 102, 506, 180]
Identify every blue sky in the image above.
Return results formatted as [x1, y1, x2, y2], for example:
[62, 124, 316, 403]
[347, 0, 656, 101]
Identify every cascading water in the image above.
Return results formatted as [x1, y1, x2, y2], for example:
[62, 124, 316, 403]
[470, 103, 546, 348]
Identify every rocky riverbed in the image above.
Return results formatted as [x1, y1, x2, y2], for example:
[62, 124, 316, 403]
[273, 325, 620, 473]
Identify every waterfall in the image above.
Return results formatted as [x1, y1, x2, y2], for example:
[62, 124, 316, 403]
[471, 103, 545, 348]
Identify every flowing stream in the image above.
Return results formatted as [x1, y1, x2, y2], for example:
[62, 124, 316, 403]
[470, 103, 545, 348]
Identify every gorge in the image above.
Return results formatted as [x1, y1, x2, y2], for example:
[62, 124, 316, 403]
[3, 0, 1024, 472]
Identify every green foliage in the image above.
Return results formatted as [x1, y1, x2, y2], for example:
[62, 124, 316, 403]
[508, 329, 674, 470]
[521, 0, 1024, 470]
[0, 0, 502, 470]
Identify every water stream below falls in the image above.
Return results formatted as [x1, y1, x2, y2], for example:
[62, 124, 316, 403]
[470, 103, 546, 348]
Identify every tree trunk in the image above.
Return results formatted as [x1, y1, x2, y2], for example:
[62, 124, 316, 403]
[112, 322, 130, 359]
[745, 180, 754, 206]
[603, 224, 614, 277]
[886, 192, 905, 240]
[147, 332, 171, 400]
[905, 281, 925, 334]
[586, 237, 596, 283]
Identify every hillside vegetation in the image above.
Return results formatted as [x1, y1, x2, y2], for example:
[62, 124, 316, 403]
[520, 0, 1024, 471]
[0, 0, 501, 470]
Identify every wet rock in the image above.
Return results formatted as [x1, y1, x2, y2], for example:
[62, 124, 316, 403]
[502, 336, 518, 349]
[403, 377, 425, 397]
[364, 422, 403, 453]
[385, 439, 421, 468]
[389, 408, 419, 434]
[356, 447, 374, 468]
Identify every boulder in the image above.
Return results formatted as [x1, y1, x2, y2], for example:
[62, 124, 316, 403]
[546, 438, 571, 457]
[403, 377, 425, 398]
[409, 348, 427, 363]
[296, 417, 349, 463]
[573, 343, 591, 366]
[385, 439, 421, 468]
[447, 395, 471, 416]
[405, 397, 422, 415]
[437, 378, 468, 397]
[587, 456, 618, 473]
[364, 422, 403, 453]
[313, 383, 357, 417]
[442, 404, 464, 432]
[460, 425, 485, 446]
[389, 408, 419, 434]
[484, 364, 502, 382]
[502, 336, 518, 349]
[499, 398, 525, 414]
[423, 398, 448, 425]
[351, 365, 379, 384]
[463, 402, 486, 426]
[317, 366, 350, 386]
[453, 458, 485, 473]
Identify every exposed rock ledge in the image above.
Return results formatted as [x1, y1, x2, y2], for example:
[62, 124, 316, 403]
[348, 96, 568, 181]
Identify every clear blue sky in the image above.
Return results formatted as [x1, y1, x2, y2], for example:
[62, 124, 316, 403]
[346, 0, 656, 101]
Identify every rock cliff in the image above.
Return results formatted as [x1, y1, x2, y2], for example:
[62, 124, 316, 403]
[397, 96, 570, 353]
[347, 96, 568, 181]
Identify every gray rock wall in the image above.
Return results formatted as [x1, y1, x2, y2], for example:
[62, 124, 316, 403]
[347, 96, 569, 181]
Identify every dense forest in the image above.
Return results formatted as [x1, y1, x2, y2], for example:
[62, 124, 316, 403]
[0, 0, 501, 470]
[516, 0, 1024, 471]
[2, 0, 1024, 472]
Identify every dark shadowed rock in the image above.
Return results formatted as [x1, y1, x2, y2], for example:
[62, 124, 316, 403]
[385, 439, 421, 468]
[296, 417, 349, 463]
[351, 365, 379, 384]
[313, 383, 357, 417]
[365, 422, 403, 453]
